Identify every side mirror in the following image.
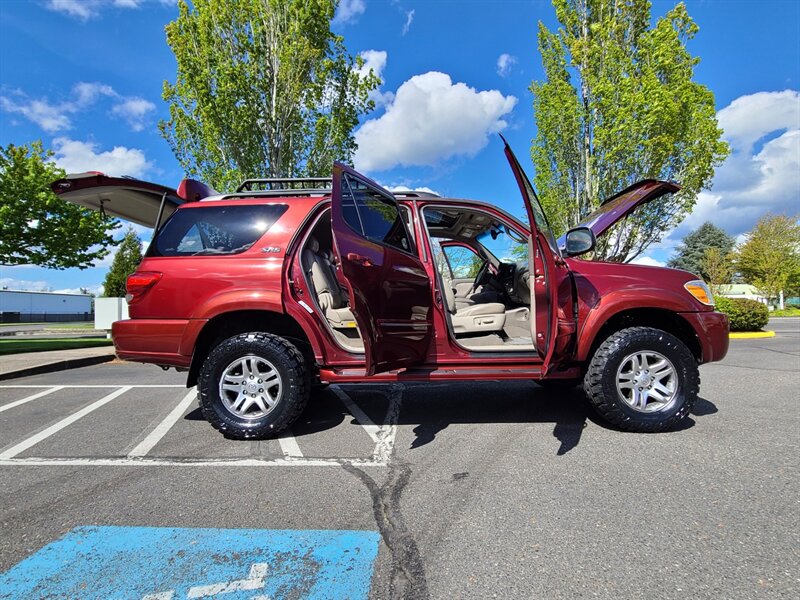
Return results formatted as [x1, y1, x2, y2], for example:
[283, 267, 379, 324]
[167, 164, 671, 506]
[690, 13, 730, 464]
[564, 227, 596, 257]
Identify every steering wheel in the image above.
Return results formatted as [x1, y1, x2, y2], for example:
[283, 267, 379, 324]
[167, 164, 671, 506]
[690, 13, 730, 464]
[469, 261, 492, 296]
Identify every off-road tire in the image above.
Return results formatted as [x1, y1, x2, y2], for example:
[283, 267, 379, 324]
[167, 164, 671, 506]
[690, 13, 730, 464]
[198, 332, 309, 439]
[583, 327, 699, 433]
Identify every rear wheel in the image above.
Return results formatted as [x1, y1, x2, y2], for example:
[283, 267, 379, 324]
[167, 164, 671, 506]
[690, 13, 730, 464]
[583, 327, 699, 432]
[198, 332, 309, 439]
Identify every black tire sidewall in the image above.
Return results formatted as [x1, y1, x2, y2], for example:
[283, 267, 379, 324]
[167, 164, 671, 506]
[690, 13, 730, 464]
[587, 328, 698, 431]
[199, 333, 308, 438]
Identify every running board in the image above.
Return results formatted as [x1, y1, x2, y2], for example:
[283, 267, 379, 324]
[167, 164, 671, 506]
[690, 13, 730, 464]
[319, 365, 545, 383]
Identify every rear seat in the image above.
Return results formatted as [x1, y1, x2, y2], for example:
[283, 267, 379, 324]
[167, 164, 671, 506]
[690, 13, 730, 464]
[301, 237, 357, 329]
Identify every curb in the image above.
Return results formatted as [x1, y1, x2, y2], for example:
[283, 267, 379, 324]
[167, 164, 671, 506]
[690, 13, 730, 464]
[0, 354, 116, 381]
[729, 330, 776, 340]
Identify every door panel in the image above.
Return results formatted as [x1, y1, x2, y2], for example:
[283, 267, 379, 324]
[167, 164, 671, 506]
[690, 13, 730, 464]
[502, 137, 561, 371]
[330, 163, 434, 375]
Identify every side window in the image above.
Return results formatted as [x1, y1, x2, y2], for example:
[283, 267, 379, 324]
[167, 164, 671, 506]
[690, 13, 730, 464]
[443, 245, 484, 279]
[342, 173, 414, 253]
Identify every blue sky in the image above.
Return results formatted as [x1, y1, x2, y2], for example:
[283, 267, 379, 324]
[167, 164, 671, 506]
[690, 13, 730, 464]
[1, 0, 799, 294]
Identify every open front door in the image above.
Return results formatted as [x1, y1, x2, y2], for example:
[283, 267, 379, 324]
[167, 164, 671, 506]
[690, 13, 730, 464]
[502, 137, 561, 372]
[331, 163, 433, 375]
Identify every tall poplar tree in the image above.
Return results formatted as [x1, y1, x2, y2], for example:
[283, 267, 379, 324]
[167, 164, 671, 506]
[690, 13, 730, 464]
[531, 0, 729, 262]
[160, 0, 380, 191]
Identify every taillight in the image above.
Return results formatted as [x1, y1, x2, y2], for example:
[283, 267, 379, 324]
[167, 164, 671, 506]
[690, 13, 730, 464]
[125, 271, 162, 304]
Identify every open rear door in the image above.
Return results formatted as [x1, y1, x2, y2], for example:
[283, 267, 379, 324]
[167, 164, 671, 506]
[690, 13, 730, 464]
[501, 137, 561, 372]
[51, 172, 184, 228]
[331, 163, 433, 375]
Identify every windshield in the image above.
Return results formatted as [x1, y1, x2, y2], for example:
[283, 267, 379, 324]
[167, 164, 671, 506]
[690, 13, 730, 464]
[475, 225, 528, 266]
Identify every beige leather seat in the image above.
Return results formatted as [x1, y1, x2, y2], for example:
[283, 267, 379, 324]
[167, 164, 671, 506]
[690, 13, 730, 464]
[301, 237, 357, 329]
[442, 275, 506, 334]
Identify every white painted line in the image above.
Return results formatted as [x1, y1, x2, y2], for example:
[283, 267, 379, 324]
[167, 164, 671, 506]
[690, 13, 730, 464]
[0, 386, 133, 460]
[0, 456, 385, 467]
[372, 384, 402, 464]
[188, 562, 268, 598]
[276, 429, 303, 458]
[127, 388, 197, 458]
[331, 386, 381, 443]
[0, 386, 63, 413]
[0, 385, 184, 389]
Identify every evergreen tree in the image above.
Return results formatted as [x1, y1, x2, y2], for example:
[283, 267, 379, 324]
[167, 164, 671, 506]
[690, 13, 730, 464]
[102, 228, 143, 298]
[668, 222, 735, 278]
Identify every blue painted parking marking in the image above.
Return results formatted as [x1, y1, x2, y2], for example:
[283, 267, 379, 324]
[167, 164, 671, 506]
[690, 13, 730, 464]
[0, 526, 380, 600]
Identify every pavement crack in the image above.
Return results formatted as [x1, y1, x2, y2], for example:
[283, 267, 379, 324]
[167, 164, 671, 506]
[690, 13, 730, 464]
[341, 459, 429, 600]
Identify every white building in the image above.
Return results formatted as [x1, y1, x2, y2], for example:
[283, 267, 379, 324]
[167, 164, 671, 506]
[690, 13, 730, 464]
[0, 290, 93, 322]
[717, 284, 768, 304]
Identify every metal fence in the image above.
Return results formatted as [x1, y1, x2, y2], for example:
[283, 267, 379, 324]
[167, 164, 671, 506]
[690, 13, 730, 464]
[0, 313, 94, 323]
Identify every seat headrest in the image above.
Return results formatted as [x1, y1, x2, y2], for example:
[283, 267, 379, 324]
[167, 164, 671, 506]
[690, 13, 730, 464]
[307, 237, 320, 253]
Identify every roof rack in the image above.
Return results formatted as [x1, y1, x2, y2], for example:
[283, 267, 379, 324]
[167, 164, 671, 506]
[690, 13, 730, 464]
[393, 191, 440, 198]
[236, 177, 332, 192]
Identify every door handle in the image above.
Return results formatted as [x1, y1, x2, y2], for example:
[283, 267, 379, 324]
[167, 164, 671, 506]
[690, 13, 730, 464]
[347, 253, 373, 266]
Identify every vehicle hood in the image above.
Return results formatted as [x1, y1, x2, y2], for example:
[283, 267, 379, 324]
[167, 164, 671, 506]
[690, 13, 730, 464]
[564, 179, 681, 240]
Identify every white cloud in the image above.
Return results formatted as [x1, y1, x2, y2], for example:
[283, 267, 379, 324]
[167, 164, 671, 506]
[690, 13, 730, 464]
[53, 284, 104, 296]
[630, 256, 666, 267]
[0, 82, 156, 133]
[662, 89, 800, 248]
[52, 138, 153, 178]
[356, 50, 394, 107]
[402, 9, 415, 36]
[333, 0, 366, 25]
[110, 98, 156, 131]
[46, 0, 143, 20]
[496, 53, 517, 77]
[0, 277, 52, 292]
[390, 185, 440, 196]
[354, 71, 517, 172]
[0, 96, 72, 133]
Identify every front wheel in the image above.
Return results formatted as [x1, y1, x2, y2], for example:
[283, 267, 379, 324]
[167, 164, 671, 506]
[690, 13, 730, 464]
[198, 332, 309, 439]
[583, 327, 699, 433]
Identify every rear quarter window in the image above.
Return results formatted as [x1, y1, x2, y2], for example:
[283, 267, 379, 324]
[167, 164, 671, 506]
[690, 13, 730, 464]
[148, 204, 288, 257]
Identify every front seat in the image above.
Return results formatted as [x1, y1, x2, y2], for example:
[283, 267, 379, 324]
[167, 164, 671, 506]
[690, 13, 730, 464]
[442, 275, 506, 334]
[301, 237, 357, 329]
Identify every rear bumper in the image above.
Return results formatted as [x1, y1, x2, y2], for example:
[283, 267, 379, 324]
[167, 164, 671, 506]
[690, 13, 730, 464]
[112, 318, 200, 367]
[680, 311, 729, 363]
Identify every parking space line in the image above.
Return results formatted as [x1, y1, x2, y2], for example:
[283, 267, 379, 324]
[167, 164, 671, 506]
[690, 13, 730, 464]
[331, 386, 381, 444]
[0, 456, 384, 467]
[128, 389, 198, 458]
[0, 386, 133, 460]
[277, 430, 303, 458]
[0, 386, 64, 413]
[0, 385, 185, 389]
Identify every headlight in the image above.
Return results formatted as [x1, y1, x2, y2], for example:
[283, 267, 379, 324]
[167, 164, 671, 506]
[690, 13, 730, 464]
[684, 280, 714, 306]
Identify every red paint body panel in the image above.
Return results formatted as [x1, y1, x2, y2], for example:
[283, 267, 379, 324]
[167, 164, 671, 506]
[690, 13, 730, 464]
[680, 311, 730, 363]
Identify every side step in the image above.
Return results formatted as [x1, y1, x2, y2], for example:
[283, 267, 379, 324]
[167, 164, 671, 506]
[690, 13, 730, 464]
[319, 365, 545, 383]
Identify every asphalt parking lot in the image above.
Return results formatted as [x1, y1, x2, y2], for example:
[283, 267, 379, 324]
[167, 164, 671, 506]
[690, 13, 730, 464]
[1, 318, 798, 599]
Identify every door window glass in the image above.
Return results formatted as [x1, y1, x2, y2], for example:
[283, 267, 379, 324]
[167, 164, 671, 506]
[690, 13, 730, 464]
[443, 245, 484, 278]
[342, 173, 414, 253]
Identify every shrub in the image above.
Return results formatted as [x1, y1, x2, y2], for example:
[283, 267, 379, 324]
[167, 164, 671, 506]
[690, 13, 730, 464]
[714, 296, 769, 331]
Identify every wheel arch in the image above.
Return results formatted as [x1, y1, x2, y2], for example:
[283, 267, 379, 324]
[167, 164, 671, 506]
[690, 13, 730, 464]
[186, 310, 315, 388]
[577, 307, 702, 366]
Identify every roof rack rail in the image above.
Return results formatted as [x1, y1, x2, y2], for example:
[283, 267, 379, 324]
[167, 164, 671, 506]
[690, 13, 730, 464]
[236, 177, 332, 192]
[392, 191, 440, 198]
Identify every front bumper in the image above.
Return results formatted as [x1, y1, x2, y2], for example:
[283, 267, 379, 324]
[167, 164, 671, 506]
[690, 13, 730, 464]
[680, 311, 729, 363]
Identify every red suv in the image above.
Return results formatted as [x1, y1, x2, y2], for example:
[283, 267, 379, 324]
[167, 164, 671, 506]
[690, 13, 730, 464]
[53, 141, 729, 438]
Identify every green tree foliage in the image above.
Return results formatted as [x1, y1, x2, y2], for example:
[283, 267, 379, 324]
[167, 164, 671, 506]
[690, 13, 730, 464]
[735, 214, 800, 306]
[102, 227, 143, 298]
[0, 142, 118, 269]
[531, 0, 729, 262]
[667, 221, 735, 278]
[699, 246, 734, 295]
[161, 0, 380, 191]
